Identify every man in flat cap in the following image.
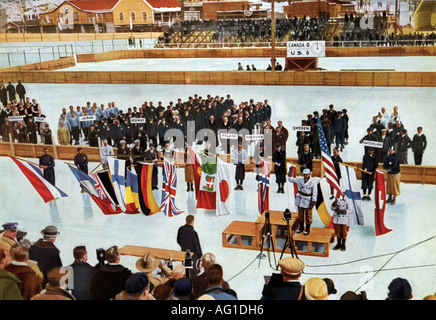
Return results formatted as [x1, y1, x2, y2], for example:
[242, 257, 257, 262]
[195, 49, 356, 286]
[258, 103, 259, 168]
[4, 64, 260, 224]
[0, 222, 18, 251]
[116, 272, 154, 300]
[29, 225, 62, 286]
[261, 257, 306, 300]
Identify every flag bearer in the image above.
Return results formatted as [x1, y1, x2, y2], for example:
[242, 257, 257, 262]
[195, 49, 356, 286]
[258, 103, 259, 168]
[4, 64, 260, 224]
[331, 196, 352, 251]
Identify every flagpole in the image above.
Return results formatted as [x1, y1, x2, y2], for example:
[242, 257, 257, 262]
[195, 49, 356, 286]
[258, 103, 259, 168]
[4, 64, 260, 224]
[339, 162, 371, 175]
[12, 156, 40, 167]
[89, 163, 102, 175]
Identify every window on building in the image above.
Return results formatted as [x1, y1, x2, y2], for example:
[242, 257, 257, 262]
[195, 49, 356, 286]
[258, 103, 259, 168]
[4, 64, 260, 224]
[103, 13, 106, 21]
[119, 12, 124, 21]
[131, 12, 136, 22]
[73, 12, 79, 22]
[88, 14, 92, 22]
[58, 13, 63, 19]
[143, 11, 148, 21]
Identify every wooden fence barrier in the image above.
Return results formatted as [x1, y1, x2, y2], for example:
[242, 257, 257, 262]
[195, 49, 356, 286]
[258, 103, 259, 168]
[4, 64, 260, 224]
[1, 142, 435, 185]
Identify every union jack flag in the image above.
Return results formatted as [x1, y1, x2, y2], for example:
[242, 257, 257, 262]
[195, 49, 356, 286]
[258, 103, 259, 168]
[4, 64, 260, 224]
[317, 116, 344, 198]
[160, 158, 183, 217]
[91, 173, 106, 200]
[258, 157, 271, 216]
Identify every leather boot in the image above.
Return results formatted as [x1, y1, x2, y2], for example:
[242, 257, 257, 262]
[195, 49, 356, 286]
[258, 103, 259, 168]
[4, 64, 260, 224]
[190, 183, 194, 192]
[341, 239, 346, 251]
[333, 238, 341, 250]
[391, 196, 396, 205]
[187, 183, 191, 192]
[303, 224, 311, 236]
[296, 222, 305, 234]
[386, 195, 392, 203]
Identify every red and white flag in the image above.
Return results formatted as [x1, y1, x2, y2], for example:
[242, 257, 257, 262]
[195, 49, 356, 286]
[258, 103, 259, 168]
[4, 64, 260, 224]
[10, 156, 67, 203]
[216, 157, 235, 216]
[374, 170, 392, 236]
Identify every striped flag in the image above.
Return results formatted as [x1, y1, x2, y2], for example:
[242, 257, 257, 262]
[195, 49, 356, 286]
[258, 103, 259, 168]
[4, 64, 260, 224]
[69, 165, 121, 215]
[339, 164, 365, 225]
[317, 116, 344, 198]
[186, 144, 202, 197]
[315, 183, 334, 228]
[125, 168, 141, 214]
[258, 157, 272, 216]
[107, 157, 127, 212]
[374, 170, 392, 236]
[138, 163, 161, 216]
[10, 156, 67, 203]
[160, 158, 183, 217]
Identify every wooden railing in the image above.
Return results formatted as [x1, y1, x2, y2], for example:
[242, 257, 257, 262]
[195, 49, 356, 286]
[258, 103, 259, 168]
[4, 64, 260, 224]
[2, 142, 435, 185]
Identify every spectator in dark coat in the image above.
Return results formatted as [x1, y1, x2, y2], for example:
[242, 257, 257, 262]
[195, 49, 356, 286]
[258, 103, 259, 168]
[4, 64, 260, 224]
[90, 245, 132, 300]
[412, 127, 427, 165]
[261, 257, 306, 300]
[177, 215, 203, 277]
[298, 144, 313, 174]
[28, 225, 63, 287]
[361, 148, 378, 200]
[16, 80, 26, 102]
[67, 246, 95, 300]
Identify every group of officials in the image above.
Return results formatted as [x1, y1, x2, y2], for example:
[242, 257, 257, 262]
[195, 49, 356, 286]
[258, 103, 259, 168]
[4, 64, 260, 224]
[56, 94, 273, 150]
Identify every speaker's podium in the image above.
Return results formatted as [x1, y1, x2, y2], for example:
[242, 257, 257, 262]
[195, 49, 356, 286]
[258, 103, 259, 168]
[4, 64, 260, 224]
[222, 210, 335, 257]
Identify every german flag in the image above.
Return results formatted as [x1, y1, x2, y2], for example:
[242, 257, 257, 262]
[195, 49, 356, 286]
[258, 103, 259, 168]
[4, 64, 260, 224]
[138, 163, 160, 216]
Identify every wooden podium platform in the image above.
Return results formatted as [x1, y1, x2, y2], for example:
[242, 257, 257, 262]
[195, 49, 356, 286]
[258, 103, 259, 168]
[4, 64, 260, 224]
[222, 210, 335, 257]
[119, 245, 191, 262]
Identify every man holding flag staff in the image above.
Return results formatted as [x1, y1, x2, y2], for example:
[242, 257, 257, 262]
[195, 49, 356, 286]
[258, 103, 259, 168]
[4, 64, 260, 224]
[287, 167, 317, 235]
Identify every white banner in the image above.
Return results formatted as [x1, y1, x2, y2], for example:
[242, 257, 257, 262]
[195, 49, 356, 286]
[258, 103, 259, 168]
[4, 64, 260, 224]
[80, 115, 96, 122]
[362, 140, 383, 149]
[34, 117, 47, 123]
[287, 41, 326, 58]
[292, 126, 311, 132]
[130, 118, 146, 124]
[245, 134, 264, 141]
[220, 133, 238, 140]
[8, 116, 25, 122]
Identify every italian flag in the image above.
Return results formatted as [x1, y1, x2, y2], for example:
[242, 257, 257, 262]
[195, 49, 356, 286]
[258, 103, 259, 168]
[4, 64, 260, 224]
[196, 153, 217, 210]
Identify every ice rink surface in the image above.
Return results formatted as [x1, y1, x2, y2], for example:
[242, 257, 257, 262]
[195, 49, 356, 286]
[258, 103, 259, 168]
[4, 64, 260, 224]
[1, 57, 435, 300]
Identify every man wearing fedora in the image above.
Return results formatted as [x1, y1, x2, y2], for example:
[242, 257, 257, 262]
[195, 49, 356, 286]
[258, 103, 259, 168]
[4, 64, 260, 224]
[28, 225, 62, 286]
[261, 257, 306, 300]
[287, 167, 318, 235]
[135, 253, 172, 288]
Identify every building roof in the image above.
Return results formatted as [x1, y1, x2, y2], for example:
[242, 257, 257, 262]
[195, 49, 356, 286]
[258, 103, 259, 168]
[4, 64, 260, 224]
[146, 0, 181, 8]
[68, 0, 120, 12]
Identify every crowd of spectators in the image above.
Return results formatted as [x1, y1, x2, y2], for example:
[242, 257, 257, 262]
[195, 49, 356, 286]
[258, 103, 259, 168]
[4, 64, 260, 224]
[1, 222, 434, 301]
[159, 16, 329, 45]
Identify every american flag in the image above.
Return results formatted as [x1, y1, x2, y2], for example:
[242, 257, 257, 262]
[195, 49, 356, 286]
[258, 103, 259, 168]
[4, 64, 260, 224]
[258, 157, 272, 216]
[160, 158, 183, 217]
[317, 116, 344, 198]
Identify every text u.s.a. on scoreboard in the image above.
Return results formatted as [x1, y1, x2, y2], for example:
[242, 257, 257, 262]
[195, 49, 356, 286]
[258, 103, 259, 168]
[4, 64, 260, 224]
[286, 41, 326, 58]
